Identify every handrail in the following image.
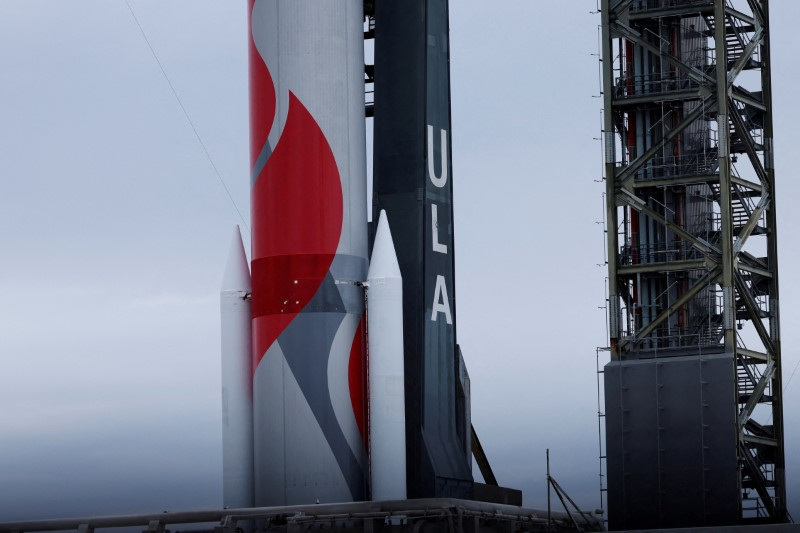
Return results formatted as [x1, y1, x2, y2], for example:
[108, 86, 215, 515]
[629, 0, 713, 14]
[0, 499, 603, 533]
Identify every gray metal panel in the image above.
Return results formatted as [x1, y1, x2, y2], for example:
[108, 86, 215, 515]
[700, 355, 740, 524]
[658, 357, 705, 527]
[603, 363, 625, 527]
[620, 359, 660, 529]
[605, 354, 738, 530]
[457, 346, 472, 465]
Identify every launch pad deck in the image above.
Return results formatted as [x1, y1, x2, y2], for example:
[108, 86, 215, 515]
[0, 499, 602, 533]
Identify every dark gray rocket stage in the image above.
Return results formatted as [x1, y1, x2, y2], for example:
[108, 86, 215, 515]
[372, 0, 474, 500]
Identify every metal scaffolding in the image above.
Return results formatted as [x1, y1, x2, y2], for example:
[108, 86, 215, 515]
[601, 0, 786, 525]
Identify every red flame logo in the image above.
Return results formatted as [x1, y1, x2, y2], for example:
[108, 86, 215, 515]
[250, 92, 344, 369]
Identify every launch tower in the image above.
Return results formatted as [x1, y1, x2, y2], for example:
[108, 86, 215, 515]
[600, 0, 786, 528]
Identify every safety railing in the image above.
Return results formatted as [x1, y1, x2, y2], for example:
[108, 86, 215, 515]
[624, 326, 724, 352]
[619, 239, 704, 266]
[0, 499, 604, 533]
[629, 0, 713, 14]
[614, 73, 700, 99]
[630, 150, 719, 182]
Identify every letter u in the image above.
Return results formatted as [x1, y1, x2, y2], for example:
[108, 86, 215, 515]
[427, 125, 448, 188]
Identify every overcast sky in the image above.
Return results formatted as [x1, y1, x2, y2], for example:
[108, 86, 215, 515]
[1, 0, 799, 523]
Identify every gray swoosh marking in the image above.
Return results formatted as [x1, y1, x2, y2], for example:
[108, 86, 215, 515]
[300, 271, 345, 314]
[278, 275, 366, 500]
[250, 139, 273, 186]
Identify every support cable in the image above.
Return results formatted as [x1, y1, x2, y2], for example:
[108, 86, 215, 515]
[124, 0, 251, 234]
[783, 356, 800, 392]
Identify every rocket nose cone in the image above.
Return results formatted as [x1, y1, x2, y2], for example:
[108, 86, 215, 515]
[222, 226, 251, 292]
[368, 210, 402, 280]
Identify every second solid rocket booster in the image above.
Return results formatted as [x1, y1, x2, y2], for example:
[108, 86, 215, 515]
[248, 0, 368, 505]
[367, 211, 407, 501]
[220, 226, 254, 509]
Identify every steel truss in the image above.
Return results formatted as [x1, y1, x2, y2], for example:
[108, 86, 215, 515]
[601, 0, 786, 523]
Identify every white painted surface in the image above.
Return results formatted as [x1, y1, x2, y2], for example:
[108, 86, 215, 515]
[220, 226, 254, 508]
[367, 211, 407, 501]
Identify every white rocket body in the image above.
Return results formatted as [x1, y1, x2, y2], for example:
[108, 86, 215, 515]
[249, 0, 369, 505]
[367, 211, 407, 501]
[220, 226, 254, 508]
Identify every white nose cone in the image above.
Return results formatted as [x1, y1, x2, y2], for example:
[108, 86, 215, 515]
[221, 226, 254, 508]
[368, 211, 402, 281]
[367, 211, 406, 501]
[222, 226, 252, 293]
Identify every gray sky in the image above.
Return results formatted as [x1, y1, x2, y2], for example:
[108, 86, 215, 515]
[1, 0, 799, 522]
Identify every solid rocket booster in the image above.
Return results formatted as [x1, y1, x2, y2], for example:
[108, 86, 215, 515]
[248, 0, 368, 505]
[367, 211, 407, 501]
[220, 226, 254, 509]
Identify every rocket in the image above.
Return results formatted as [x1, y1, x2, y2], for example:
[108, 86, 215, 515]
[366, 211, 407, 501]
[372, 0, 473, 498]
[225, 0, 426, 507]
[248, 0, 369, 505]
[220, 226, 254, 509]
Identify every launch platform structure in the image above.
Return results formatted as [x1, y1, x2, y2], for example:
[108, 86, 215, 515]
[600, 0, 787, 529]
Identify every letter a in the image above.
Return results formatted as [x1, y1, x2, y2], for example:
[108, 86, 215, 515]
[431, 275, 453, 324]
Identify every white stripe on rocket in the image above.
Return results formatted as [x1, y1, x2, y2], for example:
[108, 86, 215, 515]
[253, 340, 287, 505]
[253, 340, 353, 505]
[327, 313, 368, 470]
[250, 1, 288, 158]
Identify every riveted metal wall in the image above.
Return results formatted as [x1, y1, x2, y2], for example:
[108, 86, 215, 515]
[605, 354, 739, 530]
